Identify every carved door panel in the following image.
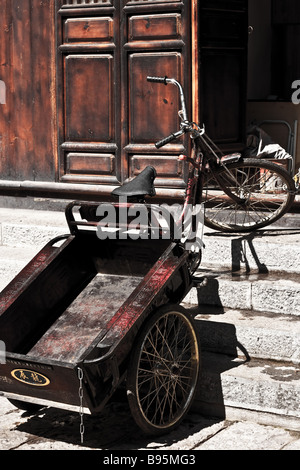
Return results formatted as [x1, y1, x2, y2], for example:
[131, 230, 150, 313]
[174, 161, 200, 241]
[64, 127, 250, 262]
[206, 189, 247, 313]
[57, 1, 120, 185]
[121, 1, 191, 188]
[57, 0, 193, 190]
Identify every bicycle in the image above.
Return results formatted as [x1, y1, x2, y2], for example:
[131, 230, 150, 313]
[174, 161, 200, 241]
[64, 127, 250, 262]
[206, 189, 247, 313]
[140, 76, 296, 234]
[112, 75, 296, 268]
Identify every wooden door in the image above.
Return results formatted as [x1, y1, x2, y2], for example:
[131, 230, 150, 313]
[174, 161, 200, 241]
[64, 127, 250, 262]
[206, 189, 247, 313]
[0, 1, 248, 189]
[57, 0, 195, 191]
[0, 0, 56, 182]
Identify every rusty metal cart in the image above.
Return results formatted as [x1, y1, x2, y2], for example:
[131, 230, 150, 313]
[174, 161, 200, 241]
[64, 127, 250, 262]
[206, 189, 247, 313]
[0, 199, 201, 438]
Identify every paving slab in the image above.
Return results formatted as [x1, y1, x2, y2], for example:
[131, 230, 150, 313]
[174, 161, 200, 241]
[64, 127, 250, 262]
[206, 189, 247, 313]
[194, 421, 300, 451]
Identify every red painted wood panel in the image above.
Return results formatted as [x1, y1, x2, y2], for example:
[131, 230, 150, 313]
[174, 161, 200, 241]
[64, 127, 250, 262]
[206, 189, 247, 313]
[0, 0, 57, 181]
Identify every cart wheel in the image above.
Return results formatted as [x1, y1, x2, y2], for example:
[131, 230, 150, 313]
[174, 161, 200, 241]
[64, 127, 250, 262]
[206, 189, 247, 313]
[126, 304, 200, 436]
[8, 399, 43, 413]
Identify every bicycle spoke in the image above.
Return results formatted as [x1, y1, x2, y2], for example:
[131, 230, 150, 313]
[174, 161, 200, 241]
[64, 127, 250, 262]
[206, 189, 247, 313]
[203, 160, 295, 232]
[130, 311, 199, 430]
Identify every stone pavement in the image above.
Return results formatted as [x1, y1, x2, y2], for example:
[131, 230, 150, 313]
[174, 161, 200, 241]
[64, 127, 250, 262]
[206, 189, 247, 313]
[1, 395, 300, 451]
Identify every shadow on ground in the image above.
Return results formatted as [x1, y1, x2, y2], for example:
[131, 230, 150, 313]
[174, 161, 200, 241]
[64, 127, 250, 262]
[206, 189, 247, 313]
[13, 392, 222, 450]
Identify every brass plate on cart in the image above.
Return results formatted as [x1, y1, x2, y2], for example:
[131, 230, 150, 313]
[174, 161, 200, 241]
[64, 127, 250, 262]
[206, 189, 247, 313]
[11, 369, 50, 387]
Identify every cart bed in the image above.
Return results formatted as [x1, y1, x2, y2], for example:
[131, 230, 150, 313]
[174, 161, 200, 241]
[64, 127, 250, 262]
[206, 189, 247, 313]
[29, 274, 142, 364]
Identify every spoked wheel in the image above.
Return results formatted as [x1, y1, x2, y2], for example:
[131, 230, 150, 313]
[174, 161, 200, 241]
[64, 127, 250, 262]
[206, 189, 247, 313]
[126, 304, 200, 436]
[203, 158, 296, 232]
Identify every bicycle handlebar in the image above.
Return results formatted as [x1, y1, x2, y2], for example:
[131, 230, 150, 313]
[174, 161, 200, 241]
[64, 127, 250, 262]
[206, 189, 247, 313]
[147, 76, 189, 148]
[147, 76, 168, 85]
[155, 130, 185, 149]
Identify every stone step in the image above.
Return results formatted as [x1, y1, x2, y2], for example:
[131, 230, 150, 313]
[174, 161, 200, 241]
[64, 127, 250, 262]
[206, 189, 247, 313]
[189, 306, 300, 365]
[201, 225, 300, 274]
[193, 352, 300, 432]
[183, 268, 300, 316]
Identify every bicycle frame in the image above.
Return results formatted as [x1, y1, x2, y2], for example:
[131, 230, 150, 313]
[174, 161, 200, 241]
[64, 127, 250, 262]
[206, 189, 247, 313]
[147, 76, 246, 224]
[147, 76, 295, 235]
[147, 76, 217, 246]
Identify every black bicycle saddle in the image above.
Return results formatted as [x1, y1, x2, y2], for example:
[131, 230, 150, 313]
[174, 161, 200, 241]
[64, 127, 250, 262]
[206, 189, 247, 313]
[111, 166, 157, 199]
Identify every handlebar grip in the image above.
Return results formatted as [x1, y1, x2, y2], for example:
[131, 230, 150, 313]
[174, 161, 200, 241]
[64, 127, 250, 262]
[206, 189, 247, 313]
[155, 133, 177, 149]
[147, 76, 168, 85]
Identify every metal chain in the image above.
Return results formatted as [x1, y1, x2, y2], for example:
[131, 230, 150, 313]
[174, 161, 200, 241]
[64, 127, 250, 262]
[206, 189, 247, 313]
[77, 367, 85, 444]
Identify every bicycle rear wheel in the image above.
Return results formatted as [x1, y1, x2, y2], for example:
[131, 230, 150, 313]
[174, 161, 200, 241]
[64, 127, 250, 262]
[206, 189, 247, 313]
[203, 158, 295, 232]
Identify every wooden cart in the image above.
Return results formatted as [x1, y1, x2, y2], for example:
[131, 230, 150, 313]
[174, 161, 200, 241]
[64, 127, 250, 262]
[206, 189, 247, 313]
[0, 201, 200, 437]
